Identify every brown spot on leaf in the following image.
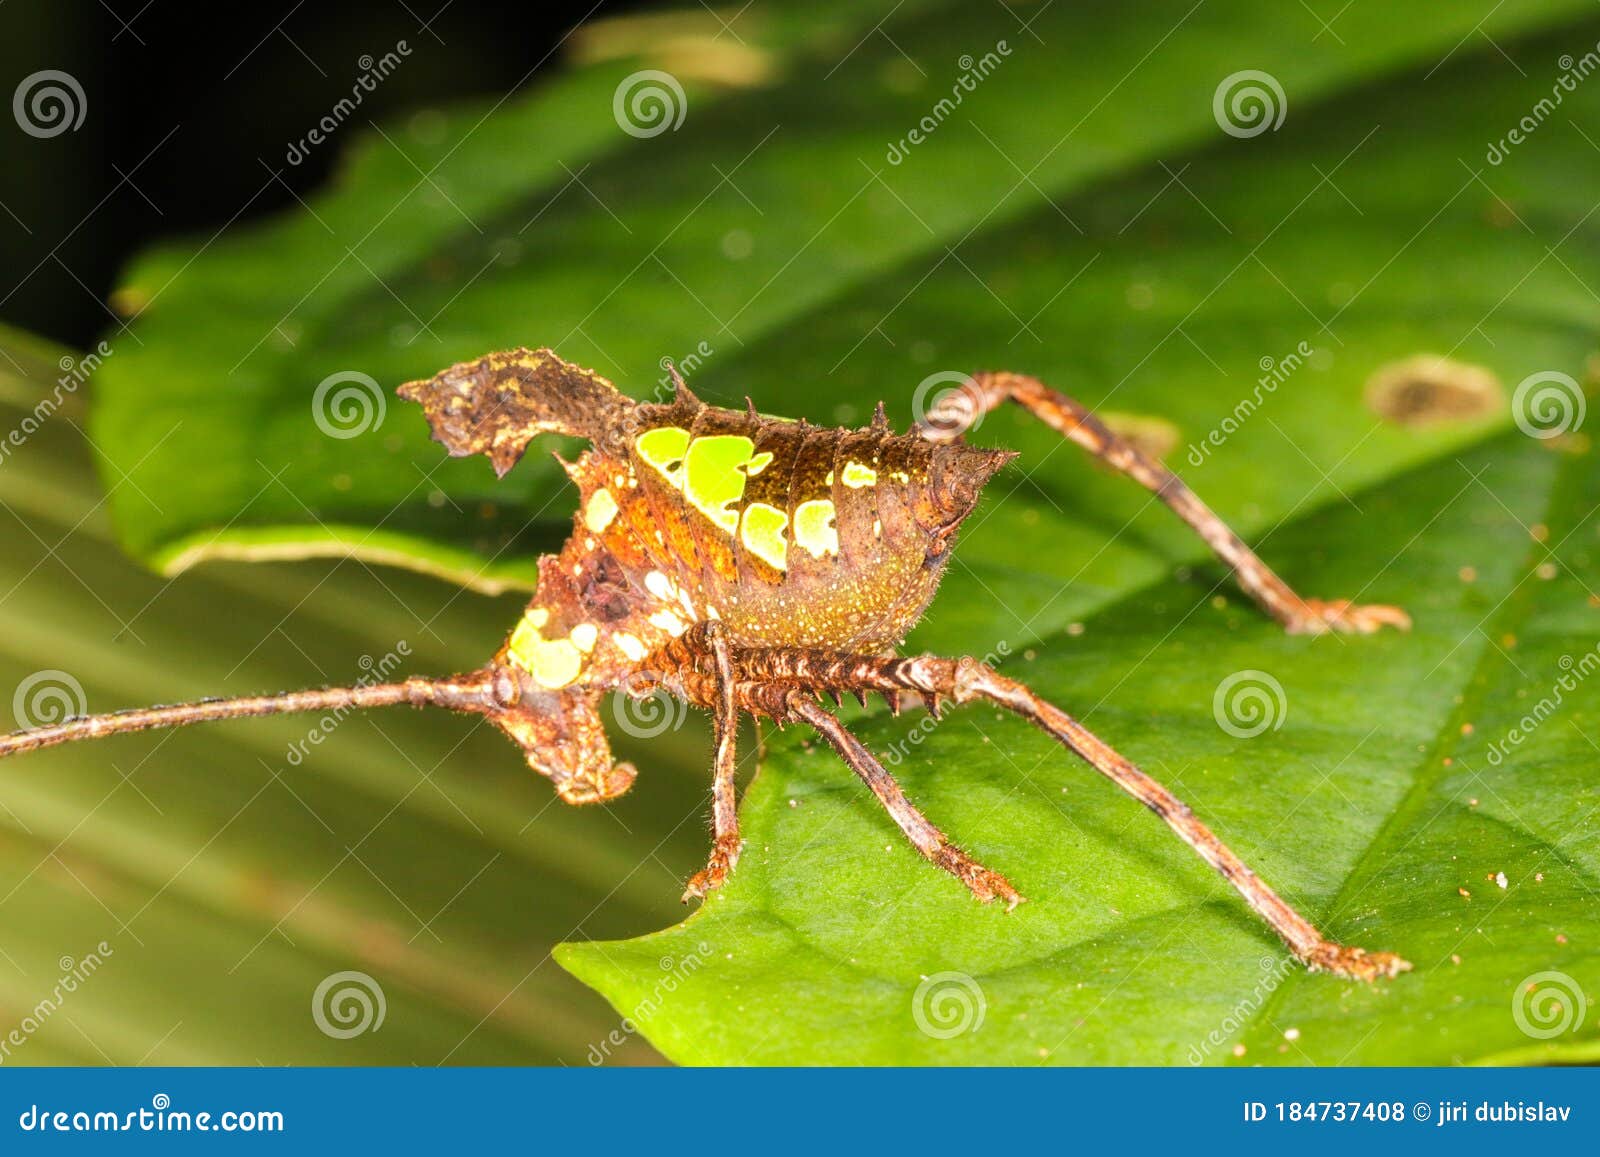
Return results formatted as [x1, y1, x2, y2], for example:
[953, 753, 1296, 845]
[110, 286, 150, 318]
[572, 12, 776, 86]
[1365, 355, 1502, 427]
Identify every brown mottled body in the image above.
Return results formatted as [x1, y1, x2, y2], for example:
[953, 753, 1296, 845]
[0, 347, 1413, 982]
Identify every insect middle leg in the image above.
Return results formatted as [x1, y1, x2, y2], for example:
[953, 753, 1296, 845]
[641, 627, 1021, 908]
[681, 622, 743, 902]
[787, 692, 1022, 908]
[918, 370, 1410, 635]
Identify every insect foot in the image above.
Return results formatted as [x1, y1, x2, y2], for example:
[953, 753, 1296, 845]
[1288, 599, 1413, 636]
[1304, 943, 1413, 983]
[935, 844, 1023, 911]
[681, 832, 743, 903]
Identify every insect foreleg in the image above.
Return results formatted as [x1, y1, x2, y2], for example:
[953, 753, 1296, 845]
[917, 370, 1411, 636]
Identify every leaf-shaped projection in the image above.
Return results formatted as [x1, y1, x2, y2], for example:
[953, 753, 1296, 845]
[46, 0, 1600, 1065]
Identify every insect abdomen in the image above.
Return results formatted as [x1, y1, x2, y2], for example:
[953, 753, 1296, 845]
[624, 397, 1010, 649]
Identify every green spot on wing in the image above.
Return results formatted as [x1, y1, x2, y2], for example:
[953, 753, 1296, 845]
[635, 426, 691, 481]
[682, 435, 757, 533]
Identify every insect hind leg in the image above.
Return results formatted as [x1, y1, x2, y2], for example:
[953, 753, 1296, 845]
[886, 654, 1409, 981]
[916, 370, 1410, 636]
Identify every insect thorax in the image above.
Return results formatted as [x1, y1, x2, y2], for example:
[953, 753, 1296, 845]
[500, 395, 1012, 692]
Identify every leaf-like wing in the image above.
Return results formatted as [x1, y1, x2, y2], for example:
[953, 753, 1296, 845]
[398, 347, 634, 478]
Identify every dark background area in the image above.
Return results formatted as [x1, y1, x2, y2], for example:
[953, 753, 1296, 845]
[0, 0, 651, 350]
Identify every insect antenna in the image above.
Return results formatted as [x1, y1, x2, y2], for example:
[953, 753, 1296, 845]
[0, 671, 499, 761]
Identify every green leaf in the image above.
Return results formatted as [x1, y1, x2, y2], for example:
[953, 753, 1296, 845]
[63, 0, 1600, 1066]
[550, 10, 1600, 1063]
[95, 0, 1587, 597]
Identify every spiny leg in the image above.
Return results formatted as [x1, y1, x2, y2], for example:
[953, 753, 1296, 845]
[788, 692, 1021, 909]
[0, 673, 500, 759]
[682, 623, 743, 902]
[879, 655, 1408, 981]
[918, 370, 1409, 635]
